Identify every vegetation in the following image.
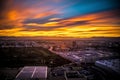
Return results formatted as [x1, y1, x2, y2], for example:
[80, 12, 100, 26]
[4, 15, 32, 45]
[0, 47, 71, 67]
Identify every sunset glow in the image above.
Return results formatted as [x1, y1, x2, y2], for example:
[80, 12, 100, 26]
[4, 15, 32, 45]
[0, 0, 119, 38]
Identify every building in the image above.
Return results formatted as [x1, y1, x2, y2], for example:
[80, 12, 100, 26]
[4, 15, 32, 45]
[15, 66, 47, 80]
[65, 71, 87, 80]
[95, 59, 120, 74]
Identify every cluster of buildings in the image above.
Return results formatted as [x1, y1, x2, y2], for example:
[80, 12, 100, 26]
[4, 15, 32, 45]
[0, 40, 41, 47]
[15, 66, 90, 80]
[55, 50, 114, 64]
[15, 58, 120, 80]
[0, 38, 119, 80]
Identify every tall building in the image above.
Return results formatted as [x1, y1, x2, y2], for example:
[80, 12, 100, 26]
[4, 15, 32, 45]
[71, 41, 78, 50]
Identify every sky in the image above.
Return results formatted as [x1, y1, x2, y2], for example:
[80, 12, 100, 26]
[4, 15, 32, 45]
[0, 0, 120, 38]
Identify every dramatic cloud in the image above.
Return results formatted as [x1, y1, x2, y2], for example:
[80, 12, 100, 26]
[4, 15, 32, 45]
[0, 0, 120, 37]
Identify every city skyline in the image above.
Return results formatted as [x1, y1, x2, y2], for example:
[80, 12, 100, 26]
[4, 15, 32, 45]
[0, 0, 120, 38]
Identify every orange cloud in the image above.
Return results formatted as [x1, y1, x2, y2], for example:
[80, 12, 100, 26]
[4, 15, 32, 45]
[0, 2, 119, 38]
[33, 10, 60, 19]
